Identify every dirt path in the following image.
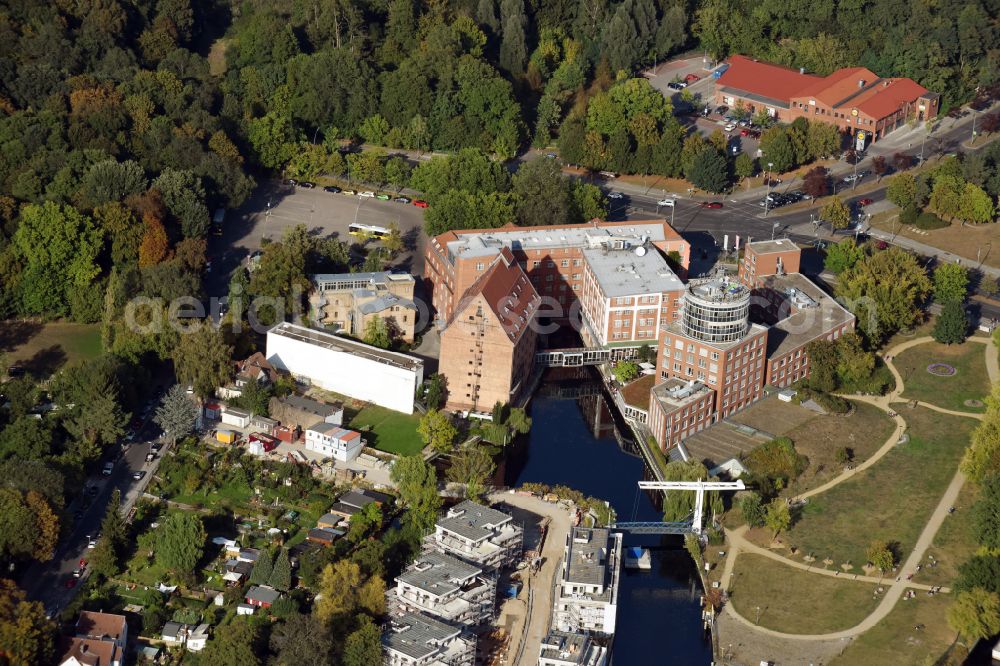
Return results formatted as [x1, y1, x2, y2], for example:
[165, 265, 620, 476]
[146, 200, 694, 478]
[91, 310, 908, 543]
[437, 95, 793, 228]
[717, 333, 995, 648]
[489, 491, 573, 666]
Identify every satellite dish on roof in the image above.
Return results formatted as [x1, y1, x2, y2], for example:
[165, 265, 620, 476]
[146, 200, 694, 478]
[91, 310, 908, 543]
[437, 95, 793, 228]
[634, 246, 647, 257]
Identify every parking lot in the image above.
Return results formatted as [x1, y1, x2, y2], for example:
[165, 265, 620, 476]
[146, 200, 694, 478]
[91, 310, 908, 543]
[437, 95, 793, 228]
[206, 180, 428, 296]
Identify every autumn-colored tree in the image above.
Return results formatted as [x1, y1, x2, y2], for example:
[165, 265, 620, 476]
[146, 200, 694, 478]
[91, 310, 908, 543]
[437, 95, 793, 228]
[24, 491, 58, 562]
[138, 214, 169, 267]
[314, 560, 385, 622]
[0, 579, 55, 666]
[174, 238, 207, 272]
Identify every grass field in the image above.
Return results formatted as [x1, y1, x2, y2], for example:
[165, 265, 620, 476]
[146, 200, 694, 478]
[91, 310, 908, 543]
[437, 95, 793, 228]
[783, 400, 896, 496]
[915, 481, 980, 588]
[775, 407, 974, 568]
[830, 593, 964, 666]
[895, 340, 990, 412]
[728, 553, 880, 634]
[0, 321, 102, 376]
[349, 404, 423, 456]
[620, 374, 655, 411]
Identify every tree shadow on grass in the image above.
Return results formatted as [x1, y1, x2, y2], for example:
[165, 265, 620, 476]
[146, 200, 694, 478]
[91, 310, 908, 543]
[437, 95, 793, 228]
[20, 345, 68, 378]
[0, 320, 43, 353]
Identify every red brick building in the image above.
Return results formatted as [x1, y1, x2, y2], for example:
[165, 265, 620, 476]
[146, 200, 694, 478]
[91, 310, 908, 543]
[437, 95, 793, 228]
[715, 55, 939, 146]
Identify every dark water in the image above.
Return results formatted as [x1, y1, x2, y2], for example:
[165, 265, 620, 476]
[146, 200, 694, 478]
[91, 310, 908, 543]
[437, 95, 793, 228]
[502, 375, 714, 665]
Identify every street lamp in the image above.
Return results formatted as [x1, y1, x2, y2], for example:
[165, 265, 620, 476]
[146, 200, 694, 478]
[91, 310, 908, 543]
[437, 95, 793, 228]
[972, 110, 980, 144]
[920, 129, 927, 163]
[811, 214, 818, 237]
[764, 162, 774, 217]
[771, 221, 780, 240]
[852, 153, 858, 191]
[755, 606, 761, 625]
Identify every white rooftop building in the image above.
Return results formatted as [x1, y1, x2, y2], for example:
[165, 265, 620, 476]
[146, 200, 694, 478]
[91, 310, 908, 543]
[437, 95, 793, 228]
[383, 612, 475, 666]
[426, 501, 523, 570]
[265, 322, 424, 414]
[390, 551, 495, 626]
[552, 527, 622, 637]
[537, 630, 608, 666]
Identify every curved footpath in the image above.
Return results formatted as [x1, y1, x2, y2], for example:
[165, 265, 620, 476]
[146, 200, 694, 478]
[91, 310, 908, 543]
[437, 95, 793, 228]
[719, 334, 996, 641]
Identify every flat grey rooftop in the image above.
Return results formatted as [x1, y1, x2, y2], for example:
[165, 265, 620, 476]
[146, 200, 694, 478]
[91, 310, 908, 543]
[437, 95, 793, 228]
[313, 271, 414, 290]
[539, 630, 599, 664]
[446, 223, 675, 260]
[384, 612, 460, 660]
[652, 378, 713, 412]
[746, 239, 799, 255]
[760, 273, 855, 358]
[398, 551, 481, 596]
[581, 247, 682, 298]
[277, 393, 342, 416]
[437, 501, 512, 542]
[564, 527, 610, 587]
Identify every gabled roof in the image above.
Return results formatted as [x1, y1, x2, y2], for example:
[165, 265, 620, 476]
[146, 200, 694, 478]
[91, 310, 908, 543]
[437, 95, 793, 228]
[855, 78, 929, 119]
[76, 611, 126, 642]
[717, 55, 819, 105]
[245, 585, 281, 604]
[58, 637, 118, 666]
[449, 248, 540, 344]
[794, 66, 878, 106]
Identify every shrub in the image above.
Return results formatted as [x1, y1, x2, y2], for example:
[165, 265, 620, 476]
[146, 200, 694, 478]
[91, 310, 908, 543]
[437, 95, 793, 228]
[899, 205, 918, 226]
[744, 437, 808, 489]
[915, 211, 949, 230]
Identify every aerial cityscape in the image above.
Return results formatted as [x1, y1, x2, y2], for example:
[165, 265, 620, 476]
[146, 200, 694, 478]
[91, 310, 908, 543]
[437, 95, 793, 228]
[0, 2, 999, 665]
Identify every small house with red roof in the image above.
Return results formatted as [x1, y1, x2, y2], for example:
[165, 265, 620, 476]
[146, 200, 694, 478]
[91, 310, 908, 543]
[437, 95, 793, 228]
[715, 55, 938, 146]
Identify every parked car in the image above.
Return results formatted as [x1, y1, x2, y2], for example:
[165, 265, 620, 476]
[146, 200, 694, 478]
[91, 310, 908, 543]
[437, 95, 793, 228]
[724, 123, 736, 132]
[393, 196, 411, 204]
[341, 189, 357, 196]
[700, 201, 724, 209]
[608, 192, 624, 199]
[286, 178, 298, 186]
[667, 81, 686, 91]
[545, 152, 557, 159]
[298, 181, 315, 189]
[78, 558, 87, 568]
[858, 198, 874, 206]
[145, 452, 155, 462]
[102, 462, 114, 476]
[684, 73, 700, 83]
[715, 105, 729, 116]
[72, 567, 83, 578]
[323, 185, 341, 193]
[87, 536, 98, 549]
[358, 191, 375, 198]
[376, 193, 390, 200]
[64, 577, 77, 589]
[657, 198, 676, 207]
[132, 470, 146, 481]
[412, 199, 429, 208]
[7, 366, 24, 378]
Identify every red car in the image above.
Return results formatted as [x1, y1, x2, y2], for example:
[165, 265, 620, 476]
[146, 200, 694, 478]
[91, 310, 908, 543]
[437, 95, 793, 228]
[64, 577, 77, 589]
[412, 199, 429, 208]
[858, 198, 873, 206]
[700, 202, 724, 209]
[740, 128, 751, 137]
[684, 73, 700, 83]
[78, 558, 88, 568]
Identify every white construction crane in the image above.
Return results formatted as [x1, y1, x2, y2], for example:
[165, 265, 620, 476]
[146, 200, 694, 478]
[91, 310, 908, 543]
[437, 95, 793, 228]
[638, 479, 746, 534]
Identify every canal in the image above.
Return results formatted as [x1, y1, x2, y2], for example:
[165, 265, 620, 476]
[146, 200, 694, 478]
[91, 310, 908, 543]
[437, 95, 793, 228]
[502, 370, 714, 665]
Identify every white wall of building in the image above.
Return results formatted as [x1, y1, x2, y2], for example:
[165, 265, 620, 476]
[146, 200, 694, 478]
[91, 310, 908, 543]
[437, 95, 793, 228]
[266, 326, 423, 414]
[304, 428, 364, 462]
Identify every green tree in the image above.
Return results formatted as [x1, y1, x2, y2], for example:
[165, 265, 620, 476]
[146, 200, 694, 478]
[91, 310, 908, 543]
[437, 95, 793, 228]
[571, 182, 609, 222]
[865, 540, 896, 577]
[287, 143, 343, 180]
[390, 455, 442, 533]
[960, 182, 995, 224]
[759, 128, 795, 173]
[348, 150, 387, 185]
[956, 556, 1000, 594]
[384, 157, 411, 191]
[172, 325, 233, 399]
[343, 616, 383, 666]
[765, 499, 791, 539]
[933, 263, 969, 303]
[932, 299, 968, 344]
[155, 512, 206, 577]
[512, 157, 572, 227]
[410, 148, 510, 202]
[269, 549, 292, 591]
[738, 492, 765, 528]
[418, 409, 459, 453]
[973, 473, 1000, 551]
[661, 461, 722, 522]
[613, 360, 640, 383]
[688, 149, 729, 192]
[446, 445, 496, 500]
[249, 548, 273, 585]
[363, 316, 393, 349]
[835, 247, 931, 343]
[153, 169, 210, 238]
[154, 384, 199, 443]
[820, 196, 851, 230]
[963, 383, 1000, 483]
[423, 374, 448, 410]
[423, 191, 515, 236]
[248, 111, 299, 171]
[734, 153, 756, 181]
[499, 0, 528, 77]
[79, 159, 148, 209]
[886, 173, 917, 209]
[89, 490, 125, 580]
[269, 614, 334, 665]
[947, 588, 1000, 644]
[824, 238, 866, 274]
[13, 202, 101, 317]
[314, 560, 384, 622]
[358, 114, 390, 145]
[198, 618, 261, 666]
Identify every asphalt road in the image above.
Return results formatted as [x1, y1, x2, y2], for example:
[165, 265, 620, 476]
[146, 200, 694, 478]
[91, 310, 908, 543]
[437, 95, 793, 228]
[23, 396, 170, 616]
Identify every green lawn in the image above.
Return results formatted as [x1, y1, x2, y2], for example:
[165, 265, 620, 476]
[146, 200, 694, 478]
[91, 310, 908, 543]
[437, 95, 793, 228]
[915, 481, 980, 588]
[729, 553, 880, 634]
[0, 321, 102, 376]
[895, 340, 990, 412]
[830, 592, 964, 666]
[349, 404, 423, 456]
[776, 407, 974, 568]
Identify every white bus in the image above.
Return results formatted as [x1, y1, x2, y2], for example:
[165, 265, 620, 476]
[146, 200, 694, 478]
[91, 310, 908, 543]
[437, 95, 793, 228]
[348, 223, 391, 240]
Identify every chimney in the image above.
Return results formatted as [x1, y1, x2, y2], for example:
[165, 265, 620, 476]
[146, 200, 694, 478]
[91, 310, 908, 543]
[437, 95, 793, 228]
[858, 79, 866, 88]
